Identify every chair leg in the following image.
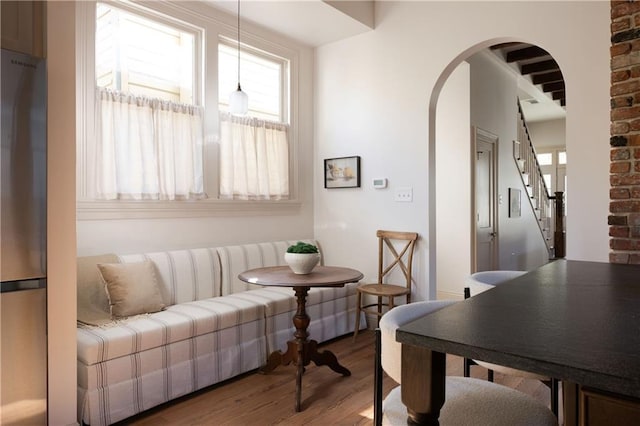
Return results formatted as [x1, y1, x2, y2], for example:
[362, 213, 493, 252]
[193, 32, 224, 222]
[464, 358, 471, 377]
[374, 328, 383, 426]
[488, 369, 494, 382]
[377, 296, 382, 327]
[550, 378, 559, 417]
[353, 291, 362, 341]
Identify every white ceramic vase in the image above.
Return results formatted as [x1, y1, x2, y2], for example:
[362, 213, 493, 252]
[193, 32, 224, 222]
[284, 252, 321, 274]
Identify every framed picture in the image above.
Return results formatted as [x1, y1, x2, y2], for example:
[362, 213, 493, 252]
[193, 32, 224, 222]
[509, 188, 521, 218]
[324, 156, 361, 188]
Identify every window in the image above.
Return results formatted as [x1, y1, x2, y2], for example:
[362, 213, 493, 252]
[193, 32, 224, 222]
[96, 3, 195, 103]
[77, 1, 302, 218]
[543, 174, 552, 193]
[558, 151, 567, 165]
[93, 3, 204, 201]
[218, 41, 288, 123]
[537, 148, 567, 197]
[217, 39, 291, 200]
[536, 152, 553, 166]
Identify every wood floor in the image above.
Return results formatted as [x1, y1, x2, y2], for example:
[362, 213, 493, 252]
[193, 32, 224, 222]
[119, 330, 554, 426]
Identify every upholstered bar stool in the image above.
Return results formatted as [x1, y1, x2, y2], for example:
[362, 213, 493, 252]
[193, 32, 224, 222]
[375, 301, 557, 426]
[463, 270, 528, 379]
[464, 270, 559, 416]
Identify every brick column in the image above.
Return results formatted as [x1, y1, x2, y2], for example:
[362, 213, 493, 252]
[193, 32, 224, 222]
[610, 1, 640, 264]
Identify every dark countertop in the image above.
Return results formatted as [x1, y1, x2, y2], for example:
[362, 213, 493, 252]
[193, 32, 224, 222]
[397, 260, 640, 398]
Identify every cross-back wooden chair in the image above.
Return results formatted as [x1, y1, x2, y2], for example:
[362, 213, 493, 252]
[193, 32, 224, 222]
[353, 230, 418, 340]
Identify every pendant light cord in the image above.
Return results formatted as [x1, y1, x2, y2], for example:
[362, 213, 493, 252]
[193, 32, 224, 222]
[237, 0, 241, 90]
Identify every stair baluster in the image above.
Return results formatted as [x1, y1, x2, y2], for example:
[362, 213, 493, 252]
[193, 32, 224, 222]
[514, 100, 562, 258]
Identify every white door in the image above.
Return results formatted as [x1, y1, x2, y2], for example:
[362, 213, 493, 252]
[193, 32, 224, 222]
[557, 151, 567, 232]
[474, 128, 498, 272]
[537, 148, 567, 232]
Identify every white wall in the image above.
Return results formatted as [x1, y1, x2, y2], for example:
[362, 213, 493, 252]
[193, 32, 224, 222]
[315, 1, 609, 301]
[529, 118, 566, 149]
[436, 62, 471, 299]
[77, 213, 314, 255]
[468, 52, 549, 272]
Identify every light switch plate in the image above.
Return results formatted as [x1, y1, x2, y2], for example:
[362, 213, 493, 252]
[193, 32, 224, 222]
[395, 187, 413, 202]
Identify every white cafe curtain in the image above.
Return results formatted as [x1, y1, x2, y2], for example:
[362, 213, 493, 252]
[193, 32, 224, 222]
[96, 88, 205, 200]
[219, 112, 289, 200]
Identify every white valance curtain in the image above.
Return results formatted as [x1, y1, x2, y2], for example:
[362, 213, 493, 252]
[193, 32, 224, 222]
[96, 88, 205, 200]
[219, 112, 289, 200]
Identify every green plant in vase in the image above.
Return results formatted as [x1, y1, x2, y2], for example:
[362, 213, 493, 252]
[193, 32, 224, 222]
[286, 242, 319, 254]
[285, 242, 320, 274]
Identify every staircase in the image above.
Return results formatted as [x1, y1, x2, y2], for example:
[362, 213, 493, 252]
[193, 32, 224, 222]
[514, 100, 565, 258]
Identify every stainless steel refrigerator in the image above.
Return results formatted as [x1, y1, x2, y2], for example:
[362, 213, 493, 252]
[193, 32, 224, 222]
[0, 48, 47, 425]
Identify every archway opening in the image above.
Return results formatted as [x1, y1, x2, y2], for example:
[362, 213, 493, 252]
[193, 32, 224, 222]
[429, 40, 567, 300]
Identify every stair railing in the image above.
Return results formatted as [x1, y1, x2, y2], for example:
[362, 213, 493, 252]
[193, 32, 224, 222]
[514, 100, 564, 258]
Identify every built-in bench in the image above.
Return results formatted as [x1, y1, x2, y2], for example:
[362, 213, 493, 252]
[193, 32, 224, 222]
[76, 240, 364, 425]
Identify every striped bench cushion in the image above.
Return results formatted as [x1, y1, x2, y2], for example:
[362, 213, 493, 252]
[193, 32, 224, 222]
[119, 247, 221, 305]
[78, 294, 265, 366]
[236, 285, 355, 318]
[78, 320, 266, 426]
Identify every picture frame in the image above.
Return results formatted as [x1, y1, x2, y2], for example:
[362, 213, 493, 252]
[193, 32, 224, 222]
[509, 188, 521, 218]
[324, 156, 361, 189]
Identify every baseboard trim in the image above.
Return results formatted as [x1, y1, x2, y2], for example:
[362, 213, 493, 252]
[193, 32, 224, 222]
[436, 290, 465, 301]
[365, 313, 378, 330]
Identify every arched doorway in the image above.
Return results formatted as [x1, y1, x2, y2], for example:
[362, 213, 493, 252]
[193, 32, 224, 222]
[429, 41, 567, 300]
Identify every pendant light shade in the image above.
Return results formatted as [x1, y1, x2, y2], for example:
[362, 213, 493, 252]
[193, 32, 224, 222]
[229, 84, 248, 115]
[229, 0, 248, 116]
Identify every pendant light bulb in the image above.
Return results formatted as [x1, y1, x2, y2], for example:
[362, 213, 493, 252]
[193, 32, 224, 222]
[229, 0, 248, 116]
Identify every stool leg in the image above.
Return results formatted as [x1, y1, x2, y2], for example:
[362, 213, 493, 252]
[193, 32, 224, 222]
[551, 378, 559, 417]
[353, 292, 362, 341]
[374, 329, 383, 426]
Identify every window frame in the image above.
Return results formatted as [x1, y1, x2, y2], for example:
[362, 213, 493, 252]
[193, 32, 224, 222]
[217, 37, 290, 123]
[536, 146, 566, 197]
[95, 2, 198, 104]
[76, 1, 301, 220]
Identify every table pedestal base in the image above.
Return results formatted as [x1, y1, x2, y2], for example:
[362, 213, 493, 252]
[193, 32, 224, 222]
[261, 339, 351, 377]
[259, 287, 351, 412]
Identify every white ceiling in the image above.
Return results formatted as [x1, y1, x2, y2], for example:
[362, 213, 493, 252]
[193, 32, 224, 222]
[482, 49, 566, 123]
[206, 0, 374, 47]
[517, 84, 566, 123]
[207, 1, 564, 123]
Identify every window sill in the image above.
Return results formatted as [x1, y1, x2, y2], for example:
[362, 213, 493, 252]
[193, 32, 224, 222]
[77, 198, 302, 220]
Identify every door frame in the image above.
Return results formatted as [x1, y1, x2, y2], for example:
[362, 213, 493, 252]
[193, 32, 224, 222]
[471, 126, 499, 272]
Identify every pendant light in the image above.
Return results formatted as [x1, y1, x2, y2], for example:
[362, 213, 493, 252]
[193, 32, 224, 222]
[229, 0, 248, 115]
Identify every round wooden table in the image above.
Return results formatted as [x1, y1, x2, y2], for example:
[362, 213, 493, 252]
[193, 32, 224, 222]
[238, 265, 364, 412]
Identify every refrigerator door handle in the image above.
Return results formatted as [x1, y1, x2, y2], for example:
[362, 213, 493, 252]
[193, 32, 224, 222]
[0, 278, 47, 293]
